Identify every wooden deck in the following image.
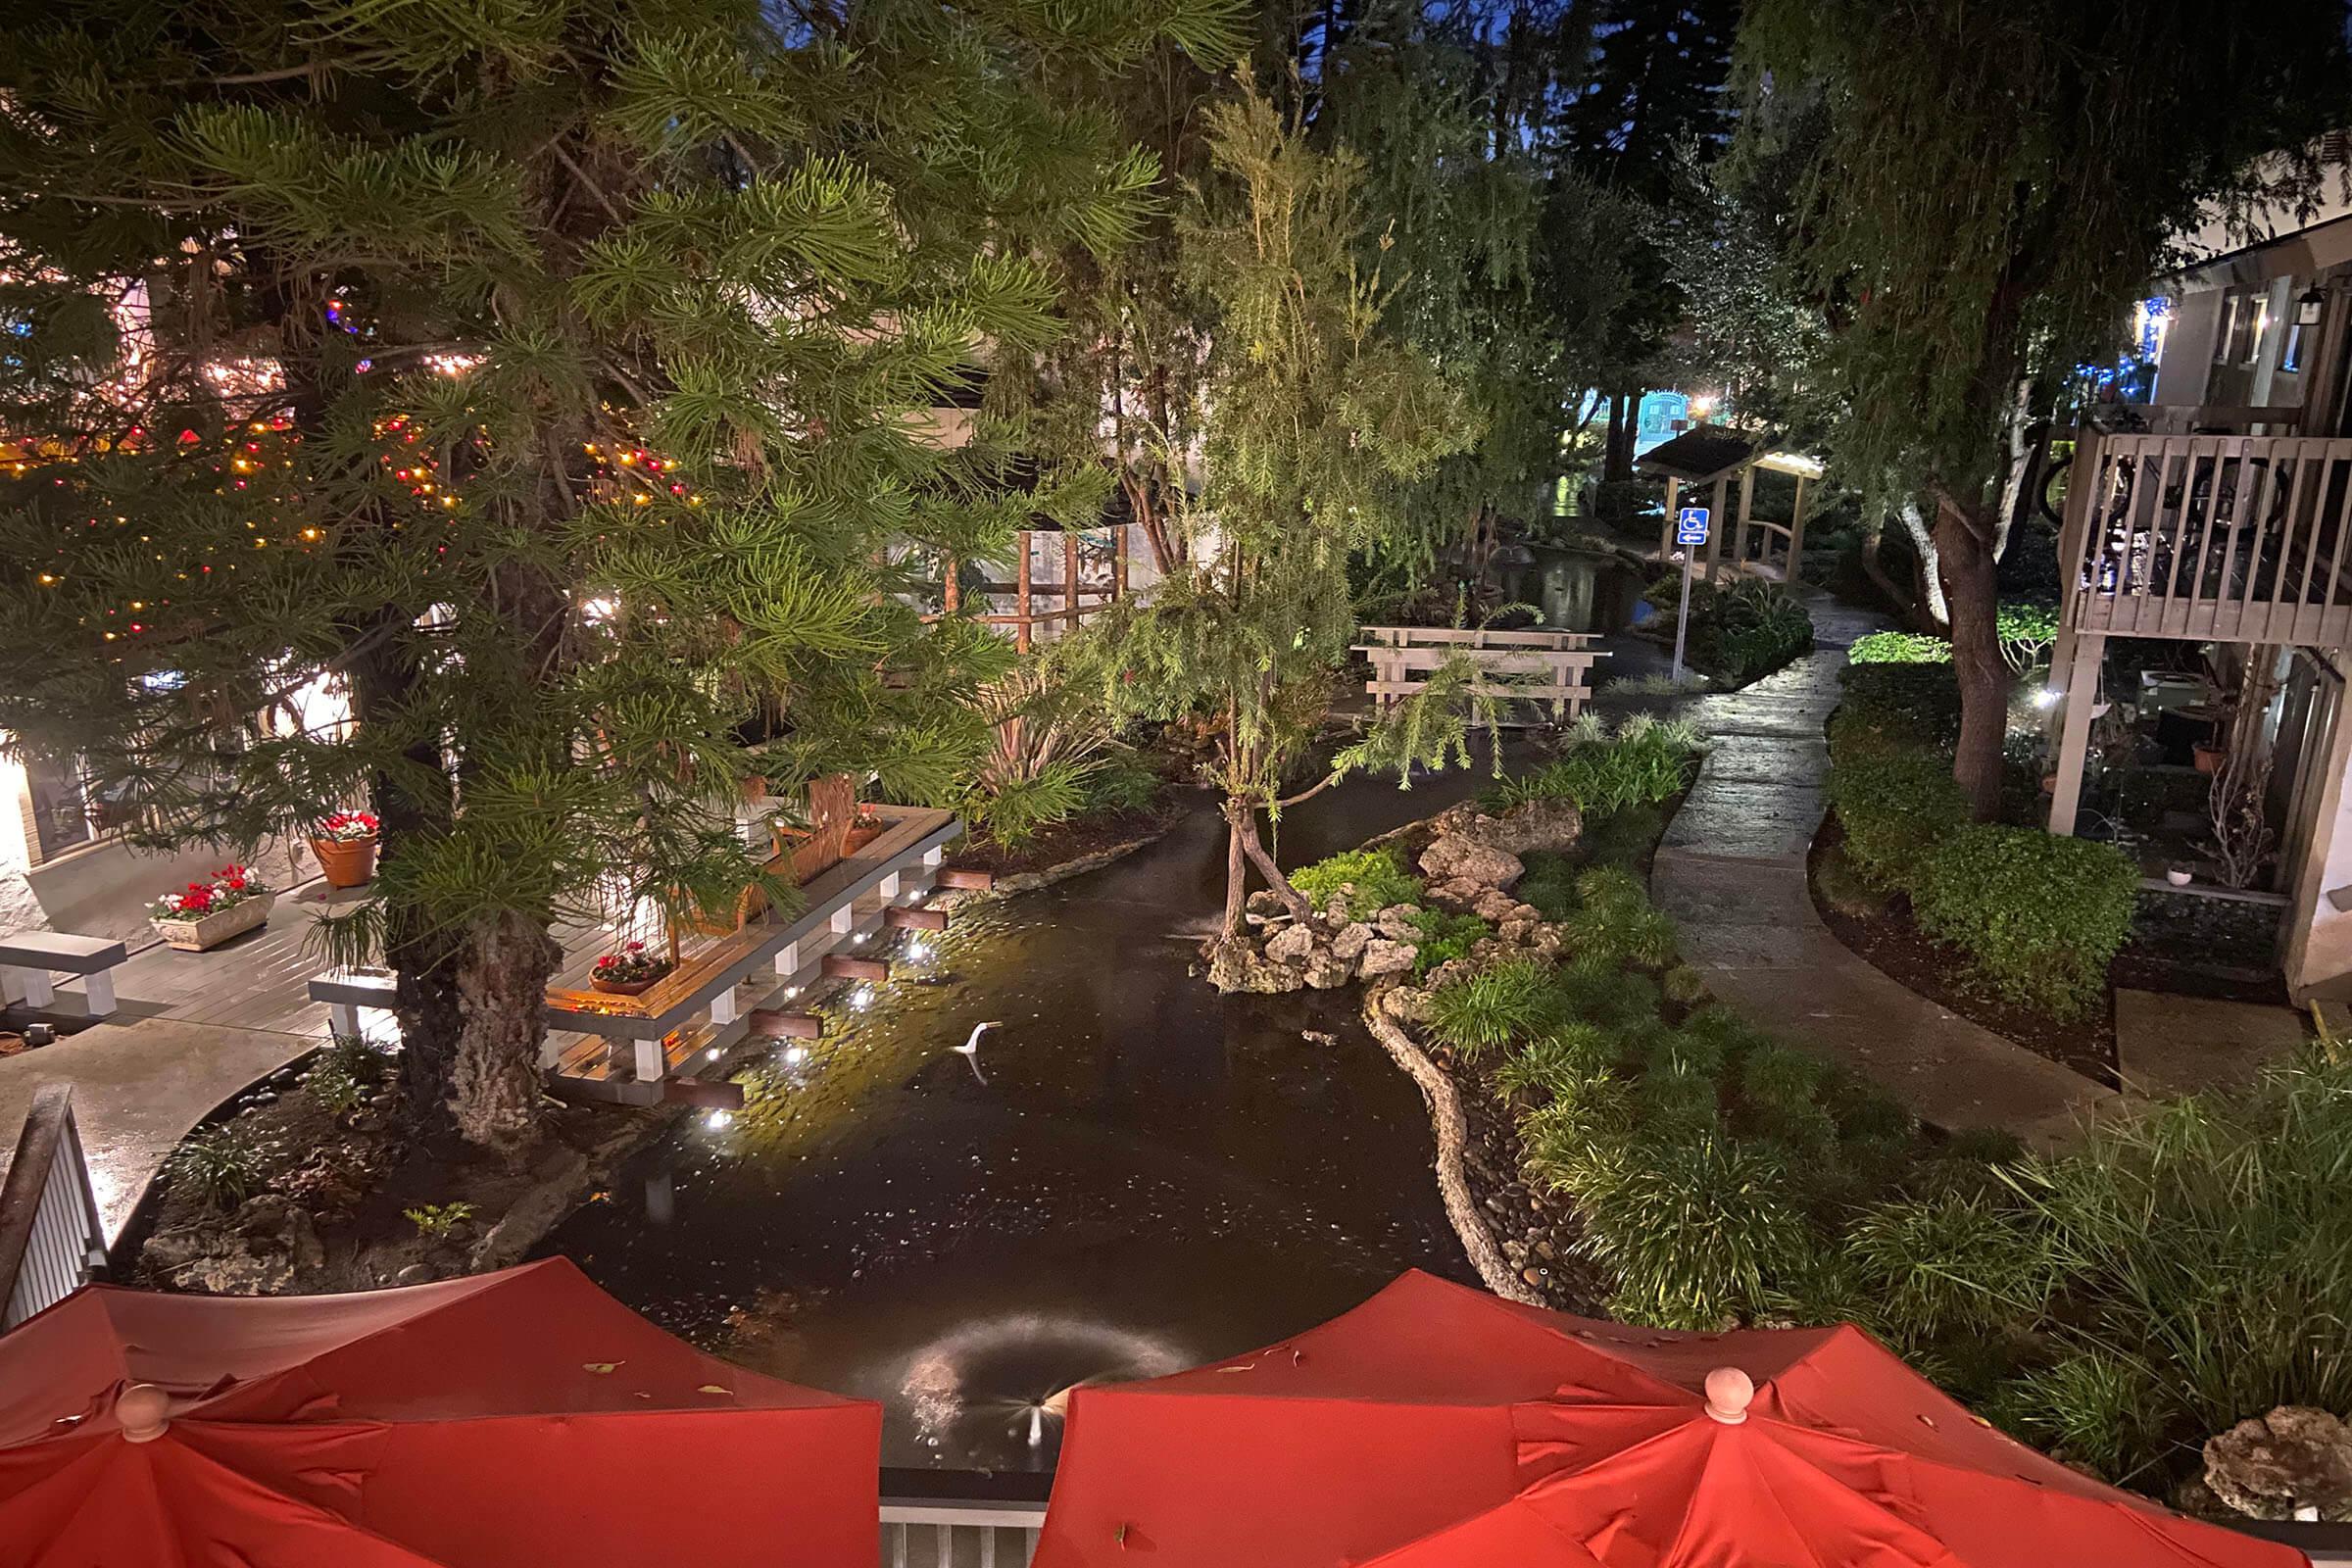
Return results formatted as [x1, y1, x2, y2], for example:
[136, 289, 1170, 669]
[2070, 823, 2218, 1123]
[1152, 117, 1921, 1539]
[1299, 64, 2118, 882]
[25, 806, 967, 1112]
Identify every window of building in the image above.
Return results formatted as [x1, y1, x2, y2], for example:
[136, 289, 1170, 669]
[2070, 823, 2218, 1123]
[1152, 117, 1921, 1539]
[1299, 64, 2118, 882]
[23, 754, 96, 861]
[2282, 290, 2325, 375]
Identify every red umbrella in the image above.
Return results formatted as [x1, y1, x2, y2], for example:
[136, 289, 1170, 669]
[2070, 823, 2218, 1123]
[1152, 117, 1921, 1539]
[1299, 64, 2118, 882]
[1034, 1270, 2300, 1568]
[0, 1257, 878, 1567]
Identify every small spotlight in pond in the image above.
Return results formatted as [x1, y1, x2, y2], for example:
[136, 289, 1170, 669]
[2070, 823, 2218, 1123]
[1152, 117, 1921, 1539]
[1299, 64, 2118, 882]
[906, 939, 931, 963]
[783, 985, 801, 1000]
[852, 985, 875, 1010]
[706, 1047, 720, 1061]
[784, 1045, 809, 1065]
[2034, 687, 2060, 710]
[853, 930, 869, 944]
[705, 1109, 733, 1130]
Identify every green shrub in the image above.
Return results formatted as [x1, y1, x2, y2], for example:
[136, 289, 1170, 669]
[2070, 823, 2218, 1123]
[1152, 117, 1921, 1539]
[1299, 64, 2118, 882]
[1561, 866, 1678, 967]
[1848, 629, 1951, 664]
[168, 1123, 268, 1208]
[307, 1055, 367, 1119]
[1290, 846, 1422, 919]
[1080, 752, 1164, 813]
[1825, 741, 1967, 890]
[1833, 661, 1965, 750]
[1424, 956, 1559, 1060]
[1494, 1021, 1621, 1099]
[1552, 1135, 1815, 1329]
[1835, 1050, 2352, 1489]
[1514, 852, 1580, 920]
[1912, 824, 2135, 1016]
[1407, 907, 1488, 976]
[324, 1031, 393, 1082]
[1489, 714, 1699, 817]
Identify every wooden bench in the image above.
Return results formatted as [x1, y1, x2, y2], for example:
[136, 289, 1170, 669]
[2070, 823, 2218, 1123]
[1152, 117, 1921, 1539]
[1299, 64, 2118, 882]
[306, 967, 401, 1039]
[1352, 632, 1608, 725]
[0, 930, 129, 1019]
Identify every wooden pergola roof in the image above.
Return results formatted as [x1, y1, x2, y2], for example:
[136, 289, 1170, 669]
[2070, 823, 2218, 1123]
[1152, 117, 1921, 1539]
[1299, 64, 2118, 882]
[1636, 424, 1824, 484]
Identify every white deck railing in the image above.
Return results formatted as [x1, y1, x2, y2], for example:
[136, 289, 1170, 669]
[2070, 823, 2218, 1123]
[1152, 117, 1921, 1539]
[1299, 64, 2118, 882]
[879, 1496, 1047, 1567]
[2063, 429, 2352, 645]
[0, 1083, 108, 1328]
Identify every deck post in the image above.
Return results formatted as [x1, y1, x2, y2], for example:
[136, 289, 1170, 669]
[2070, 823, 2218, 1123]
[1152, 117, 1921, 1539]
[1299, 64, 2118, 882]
[1705, 475, 1730, 580]
[1735, 466, 1755, 573]
[326, 1000, 361, 1039]
[1659, 476, 1681, 559]
[1064, 530, 1080, 631]
[1113, 522, 1128, 600]
[632, 1036, 666, 1084]
[1015, 532, 1032, 655]
[1786, 477, 1810, 590]
[774, 940, 800, 977]
[710, 987, 739, 1027]
[2046, 631, 2106, 836]
[942, 553, 959, 613]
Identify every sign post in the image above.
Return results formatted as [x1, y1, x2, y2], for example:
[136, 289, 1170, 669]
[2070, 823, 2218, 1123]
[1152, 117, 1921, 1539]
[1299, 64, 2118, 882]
[1672, 506, 1710, 684]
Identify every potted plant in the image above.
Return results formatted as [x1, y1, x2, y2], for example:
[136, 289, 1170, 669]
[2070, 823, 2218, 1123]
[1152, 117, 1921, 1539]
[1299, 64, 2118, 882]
[309, 810, 380, 888]
[842, 802, 886, 856]
[590, 940, 673, 997]
[151, 865, 275, 952]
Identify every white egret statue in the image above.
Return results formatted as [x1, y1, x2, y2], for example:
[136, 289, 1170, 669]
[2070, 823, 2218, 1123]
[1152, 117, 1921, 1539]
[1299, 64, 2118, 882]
[956, 1020, 1001, 1083]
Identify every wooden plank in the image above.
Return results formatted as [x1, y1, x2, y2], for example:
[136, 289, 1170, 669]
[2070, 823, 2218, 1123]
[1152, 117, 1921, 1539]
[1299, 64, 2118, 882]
[748, 1009, 823, 1039]
[936, 867, 994, 891]
[821, 955, 888, 983]
[885, 906, 948, 932]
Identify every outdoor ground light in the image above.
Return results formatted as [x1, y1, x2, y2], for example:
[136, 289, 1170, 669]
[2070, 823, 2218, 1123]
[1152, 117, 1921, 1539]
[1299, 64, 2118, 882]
[2034, 687, 2060, 709]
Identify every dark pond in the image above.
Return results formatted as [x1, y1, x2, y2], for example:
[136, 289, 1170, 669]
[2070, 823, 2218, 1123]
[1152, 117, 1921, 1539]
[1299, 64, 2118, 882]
[542, 764, 1510, 1475]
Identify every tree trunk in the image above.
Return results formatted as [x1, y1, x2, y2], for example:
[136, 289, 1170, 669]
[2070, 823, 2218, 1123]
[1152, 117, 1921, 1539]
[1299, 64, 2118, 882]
[1898, 499, 1948, 628]
[450, 907, 562, 1157]
[1239, 808, 1310, 920]
[1935, 490, 2007, 820]
[1602, 390, 1635, 484]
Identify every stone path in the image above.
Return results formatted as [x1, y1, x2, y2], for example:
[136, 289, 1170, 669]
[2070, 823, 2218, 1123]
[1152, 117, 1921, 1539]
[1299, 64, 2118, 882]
[1646, 594, 2123, 1151]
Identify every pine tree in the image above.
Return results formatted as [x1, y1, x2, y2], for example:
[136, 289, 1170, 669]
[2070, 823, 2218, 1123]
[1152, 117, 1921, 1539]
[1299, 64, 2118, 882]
[1075, 84, 1482, 984]
[0, 0, 1238, 1150]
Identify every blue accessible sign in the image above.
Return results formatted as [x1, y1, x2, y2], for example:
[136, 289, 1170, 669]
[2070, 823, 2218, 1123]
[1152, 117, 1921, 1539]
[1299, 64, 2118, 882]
[1676, 506, 1711, 546]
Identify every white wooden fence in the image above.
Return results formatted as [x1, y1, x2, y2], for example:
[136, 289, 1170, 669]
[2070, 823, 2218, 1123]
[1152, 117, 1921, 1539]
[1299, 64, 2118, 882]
[879, 1496, 1047, 1567]
[1354, 625, 1608, 725]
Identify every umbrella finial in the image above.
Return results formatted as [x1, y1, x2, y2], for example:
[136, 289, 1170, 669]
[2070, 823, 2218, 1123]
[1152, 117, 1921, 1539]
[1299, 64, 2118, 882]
[1702, 1366, 1754, 1425]
[117, 1383, 172, 1444]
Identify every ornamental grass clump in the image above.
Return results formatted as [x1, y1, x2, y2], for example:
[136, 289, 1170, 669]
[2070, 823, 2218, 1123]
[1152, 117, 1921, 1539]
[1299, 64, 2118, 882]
[1488, 714, 1700, 817]
[1911, 823, 2136, 1017]
[1423, 956, 1560, 1060]
[1830, 1047, 2352, 1489]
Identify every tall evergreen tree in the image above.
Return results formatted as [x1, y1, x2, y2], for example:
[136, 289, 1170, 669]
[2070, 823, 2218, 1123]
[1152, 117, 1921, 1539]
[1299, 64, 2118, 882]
[0, 0, 1237, 1149]
[1079, 84, 1481, 984]
[1737, 1, 2352, 817]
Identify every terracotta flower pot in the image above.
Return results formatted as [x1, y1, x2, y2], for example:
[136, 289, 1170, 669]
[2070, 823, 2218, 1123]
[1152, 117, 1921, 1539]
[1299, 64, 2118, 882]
[311, 835, 378, 888]
[590, 975, 662, 997]
[2193, 743, 2225, 775]
[842, 823, 884, 857]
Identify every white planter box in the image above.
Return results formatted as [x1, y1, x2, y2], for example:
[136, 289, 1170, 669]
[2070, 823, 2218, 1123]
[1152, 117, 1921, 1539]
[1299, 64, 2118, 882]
[152, 892, 275, 952]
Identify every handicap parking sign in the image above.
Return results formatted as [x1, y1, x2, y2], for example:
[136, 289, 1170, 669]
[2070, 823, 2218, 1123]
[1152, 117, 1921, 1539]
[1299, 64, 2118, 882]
[1676, 506, 1711, 546]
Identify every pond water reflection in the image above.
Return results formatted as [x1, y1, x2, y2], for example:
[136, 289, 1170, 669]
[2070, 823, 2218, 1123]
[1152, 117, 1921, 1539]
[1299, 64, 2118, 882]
[544, 770, 1500, 1472]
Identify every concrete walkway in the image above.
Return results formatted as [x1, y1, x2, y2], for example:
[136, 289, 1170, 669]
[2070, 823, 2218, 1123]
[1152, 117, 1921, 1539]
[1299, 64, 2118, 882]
[1647, 594, 2122, 1151]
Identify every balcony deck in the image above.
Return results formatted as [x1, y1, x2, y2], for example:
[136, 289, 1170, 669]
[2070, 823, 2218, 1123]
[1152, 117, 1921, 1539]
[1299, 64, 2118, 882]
[2062, 430, 2352, 645]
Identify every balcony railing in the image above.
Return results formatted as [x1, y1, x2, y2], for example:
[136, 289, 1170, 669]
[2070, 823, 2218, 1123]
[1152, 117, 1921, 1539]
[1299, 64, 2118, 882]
[2063, 430, 2352, 645]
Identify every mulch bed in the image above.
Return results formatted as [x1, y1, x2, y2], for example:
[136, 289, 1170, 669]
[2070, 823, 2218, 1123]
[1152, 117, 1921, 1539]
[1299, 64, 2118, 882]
[1807, 815, 2120, 1084]
[946, 797, 1191, 880]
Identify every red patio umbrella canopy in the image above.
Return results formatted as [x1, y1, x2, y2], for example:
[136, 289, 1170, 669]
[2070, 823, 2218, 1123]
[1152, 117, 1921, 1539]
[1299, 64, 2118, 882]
[1035, 1269, 2300, 1568]
[0, 1257, 878, 1567]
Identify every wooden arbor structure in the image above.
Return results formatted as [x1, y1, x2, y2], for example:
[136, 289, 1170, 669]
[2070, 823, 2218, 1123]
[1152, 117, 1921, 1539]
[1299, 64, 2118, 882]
[1637, 426, 1823, 588]
[938, 523, 1132, 652]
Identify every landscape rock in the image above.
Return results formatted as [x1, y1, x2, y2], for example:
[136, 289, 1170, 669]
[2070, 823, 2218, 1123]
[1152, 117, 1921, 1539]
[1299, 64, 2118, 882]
[2205, 1406, 2352, 1521]
[1322, 892, 1352, 926]
[1497, 918, 1537, 948]
[1374, 905, 1424, 943]
[1263, 923, 1318, 966]
[1483, 799, 1584, 856]
[1330, 922, 1373, 962]
[1380, 983, 1432, 1022]
[1471, 888, 1523, 923]
[1418, 834, 1524, 892]
[1426, 877, 1492, 911]
[1358, 939, 1418, 979]
[1304, 950, 1357, 990]
[1246, 889, 1286, 916]
[1239, 952, 1307, 994]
